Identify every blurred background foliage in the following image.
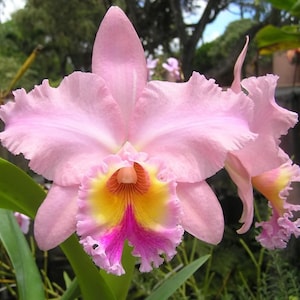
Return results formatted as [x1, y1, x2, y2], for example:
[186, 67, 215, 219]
[0, 0, 299, 92]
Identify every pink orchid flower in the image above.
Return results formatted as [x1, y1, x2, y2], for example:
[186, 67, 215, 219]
[252, 162, 300, 248]
[162, 57, 182, 82]
[226, 37, 300, 248]
[146, 55, 159, 80]
[0, 7, 255, 275]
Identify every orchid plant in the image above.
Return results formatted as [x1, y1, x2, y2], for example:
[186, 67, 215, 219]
[0, 6, 299, 300]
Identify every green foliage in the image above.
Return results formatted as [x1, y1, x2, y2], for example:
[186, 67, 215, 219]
[0, 20, 39, 92]
[255, 24, 300, 54]
[100, 242, 136, 300]
[0, 158, 45, 217]
[146, 255, 210, 300]
[255, 0, 300, 54]
[0, 159, 117, 300]
[265, 0, 300, 17]
[0, 0, 106, 91]
[0, 209, 45, 299]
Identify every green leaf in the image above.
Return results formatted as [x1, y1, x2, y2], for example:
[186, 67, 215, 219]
[60, 234, 116, 300]
[0, 158, 45, 217]
[265, 0, 300, 16]
[146, 255, 210, 300]
[0, 209, 45, 299]
[61, 277, 81, 300]
[0, 159, 115, 299]
[255, 25, 300, 54]
[100, 242, 136, 300]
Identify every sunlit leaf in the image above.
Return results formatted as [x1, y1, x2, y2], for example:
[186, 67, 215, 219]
[146, 255, 210, 300]
[266, 0, 297, 11]
[255, 25, 300, 54]
[265, 0, 300, 16]
[0, 209, 45, 299]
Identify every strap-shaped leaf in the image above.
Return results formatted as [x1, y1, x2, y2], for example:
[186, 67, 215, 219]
[0, 209, 45, 299]
[146, 255, 210, 300]
[100, 242, 136, 300]
[0, 159, 116, 300]
[0, 158, 45, 217]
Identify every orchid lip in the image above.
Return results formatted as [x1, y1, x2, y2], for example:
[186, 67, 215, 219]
[76, 147, 183, 275]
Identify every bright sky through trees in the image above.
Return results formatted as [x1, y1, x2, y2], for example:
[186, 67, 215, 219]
[1, 0, 241, 43]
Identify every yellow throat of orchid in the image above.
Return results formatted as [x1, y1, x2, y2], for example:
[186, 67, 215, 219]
[88, 162, 171, 230]
[252, 166, 292, 216]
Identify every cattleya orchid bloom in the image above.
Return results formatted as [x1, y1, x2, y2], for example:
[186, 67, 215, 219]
[0, 7, 256, 275]
[226, 37, 300, 248]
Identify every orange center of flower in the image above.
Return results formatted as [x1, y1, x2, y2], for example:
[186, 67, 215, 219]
[107, 163, 150, 196]
[88, 162, 171, 230]
[117, 166, 138, 184]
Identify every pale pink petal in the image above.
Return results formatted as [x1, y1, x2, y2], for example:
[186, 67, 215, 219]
[225, 153, 254, 233]
[231, 36, 249, 93]
[230, 135, 286, 177]
[225, 140, 291, 233]
[241, 75, 298, 138]
[130, 72, 256, 182]
[256, 205, 300, 249]
[34, 184, 79, 250]
[92, 6, 147, 123]
[176, 181, 224, 244]
[0, 72, 124, 185]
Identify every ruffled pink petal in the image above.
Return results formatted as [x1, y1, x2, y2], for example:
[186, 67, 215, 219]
[256, 205, 300, 249]
[0, 72, 124, 185]
[92, 6, 147, 123]
[130, 72, 256, 183]
[34, 184, 79, 250]
[241, 75, 298, 138]
[230, 38, 297, 141]
[176, 181, 224, 244]
[253, 161, 300, 248]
